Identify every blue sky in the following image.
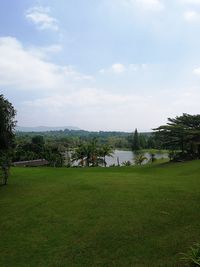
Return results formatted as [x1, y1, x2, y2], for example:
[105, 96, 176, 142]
[0, 0, 200, 131]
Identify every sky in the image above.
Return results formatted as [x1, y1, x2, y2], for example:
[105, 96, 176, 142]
[0, 0, 200, 131]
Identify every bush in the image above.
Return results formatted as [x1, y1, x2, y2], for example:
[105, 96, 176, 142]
[169, 151, 196, 162]
[122, 161, 132, 166]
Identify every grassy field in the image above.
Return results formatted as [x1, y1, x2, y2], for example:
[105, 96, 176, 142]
[1, 161, 200, 267]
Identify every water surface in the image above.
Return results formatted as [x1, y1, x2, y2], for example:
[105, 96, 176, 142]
[105, 150, 168, 166]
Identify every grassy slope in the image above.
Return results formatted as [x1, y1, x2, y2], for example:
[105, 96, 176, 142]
[0, 161, 200, 267]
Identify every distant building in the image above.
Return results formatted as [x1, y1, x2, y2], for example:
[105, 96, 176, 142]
[13, 159, 49, 167]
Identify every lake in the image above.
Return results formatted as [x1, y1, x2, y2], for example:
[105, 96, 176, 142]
[68, 150, 168, 167]
[105, 150, 168, 166]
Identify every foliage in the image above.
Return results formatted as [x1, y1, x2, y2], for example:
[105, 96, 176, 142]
[71, 139, 113, 167]
[122, 160, 132, 166]
[154, 113, 200, 161]
[134, 151, 148, 165]
[44, 144, 65, 167]
[0, 95, 16, 185]
[181, 243, 200, 266]
[0, 152, 11, 185]
[99, 144, 113, 167]
[132, 128, 140, 151]
[16, 129, 159, 151]
[0, 95, 16, 151]
[14, 136, 65, 167]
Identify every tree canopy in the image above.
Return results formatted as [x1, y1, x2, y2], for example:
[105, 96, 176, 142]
[154, 113, 200, 160]
[0, 95, 17, 185]
[0, 95, 16, 151]
[132, 128, 140, 151]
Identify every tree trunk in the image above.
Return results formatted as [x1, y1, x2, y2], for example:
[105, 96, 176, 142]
[2, 167, 9, 185]
[104, 156, 107, 167]
[117, 157, 120, 167]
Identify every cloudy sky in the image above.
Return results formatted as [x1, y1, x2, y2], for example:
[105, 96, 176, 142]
[1, 0, 200, 131]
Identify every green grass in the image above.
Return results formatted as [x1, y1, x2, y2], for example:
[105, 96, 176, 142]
[1, 161, 200, 267]
[140, 148, 169, 154]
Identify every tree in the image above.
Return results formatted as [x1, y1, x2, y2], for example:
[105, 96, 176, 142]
[134, 151, 147, 165]
[71, 140, 113, 167]
[154, 113, 200, 160]
[99, 144, 113, 167]
[44, 144, 65, 167]
[88, 138, 98, 167]
[31, 135, 45, 155]
[132, 128, 140, 151]
[139, 134, 147, 149]
[71, 144, 86, 167]
[0, 95, 16, 185]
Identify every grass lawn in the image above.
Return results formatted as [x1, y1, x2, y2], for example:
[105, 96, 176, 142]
[1, 161, 200, 267]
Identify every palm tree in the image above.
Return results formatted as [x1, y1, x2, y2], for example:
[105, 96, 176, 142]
[99, 144, 113, 167]
[71, 144, 86, 167]
[134, 152, 147, 165]
[72, 141, 113, 168]
[88, 138, 98, 167]
[71, 140, 98, 167]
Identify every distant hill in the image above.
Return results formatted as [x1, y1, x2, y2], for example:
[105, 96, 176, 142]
[16, 126, 81, 132]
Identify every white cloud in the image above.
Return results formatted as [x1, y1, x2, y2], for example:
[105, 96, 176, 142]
[181, 0, 200, 5]
[28, 44, 63, 59]
[99, 63, 126, 74]
[111, 63, 126, 73]
[118, 0, 164, 11]
[3, 38, 198, 131]
[40, 44, 63, 53]
[135, 0, 164, 11]
[24, 88, 134, 108]
[25, 6, 59, 31]
[21, 88, 153, 130]
[99, 63, 148, 74]
[20, 87, 200, 131]
[184, 10, 200, 21]
[0, 37, 93, 91]
[193, 67, 200, 74]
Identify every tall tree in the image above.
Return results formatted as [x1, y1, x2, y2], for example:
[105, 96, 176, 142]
[132, 128, 140, 151]
[0, 95, 16, 185]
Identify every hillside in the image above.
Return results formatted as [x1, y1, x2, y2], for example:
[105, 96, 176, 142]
[1, 161, 200, 266]
[16, 126, 81, 132]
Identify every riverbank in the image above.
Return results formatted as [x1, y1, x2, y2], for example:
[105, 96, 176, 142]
[115, 148, 169, 154]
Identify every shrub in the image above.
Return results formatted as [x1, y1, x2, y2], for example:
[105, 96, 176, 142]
[122, 161, 132, 166]
[169, 151, 196, 162]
